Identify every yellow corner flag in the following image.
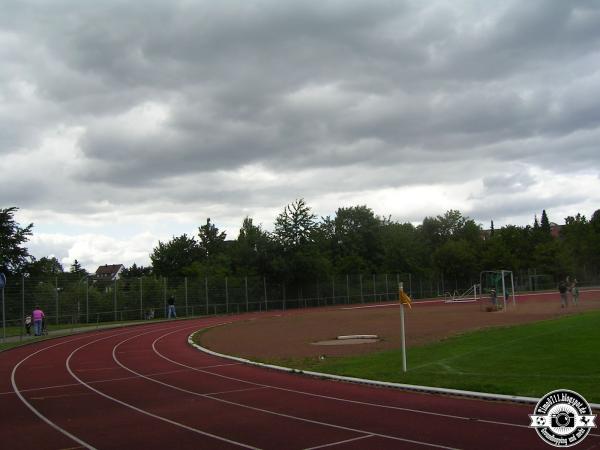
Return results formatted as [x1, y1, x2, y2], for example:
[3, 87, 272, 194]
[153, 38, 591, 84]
[399, 290, 412, 309]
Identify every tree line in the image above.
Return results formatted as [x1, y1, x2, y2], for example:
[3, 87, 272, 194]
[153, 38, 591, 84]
[2, 201, 600, 288]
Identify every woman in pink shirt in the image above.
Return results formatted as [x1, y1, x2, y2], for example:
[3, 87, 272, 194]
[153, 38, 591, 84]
[32, 306, 44, 336]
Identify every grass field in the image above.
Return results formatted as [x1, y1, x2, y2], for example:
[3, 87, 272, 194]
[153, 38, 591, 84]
[275, 310, 600, 403]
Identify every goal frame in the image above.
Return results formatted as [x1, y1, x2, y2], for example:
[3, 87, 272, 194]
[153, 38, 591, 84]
[479, 270, 516, 311]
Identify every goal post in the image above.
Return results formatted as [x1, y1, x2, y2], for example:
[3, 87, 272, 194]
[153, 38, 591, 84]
[480, 270, 516, 311]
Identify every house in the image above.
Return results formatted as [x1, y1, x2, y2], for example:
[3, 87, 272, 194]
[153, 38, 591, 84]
[95, 264, 124, 281]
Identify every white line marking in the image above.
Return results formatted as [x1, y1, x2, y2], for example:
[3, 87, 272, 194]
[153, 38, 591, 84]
[304, 434, 374, 450]
[66, 325, 258, 449]
[147, 328, 460, 449]
[188, 333, 600, 437]
[10, 333, 129, 450]
[206, 386, 270, 396]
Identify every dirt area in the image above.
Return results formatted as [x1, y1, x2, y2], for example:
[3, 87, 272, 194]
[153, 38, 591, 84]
[199, 292, 600, 361]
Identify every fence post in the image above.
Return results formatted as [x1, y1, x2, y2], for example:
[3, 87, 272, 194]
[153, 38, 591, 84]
[163, 277, 167, 319]
[86, 276, 89, 323]
[332, 276, 335, 304]
[55, 276, 59, 325]
[225, 277, 229, 314]
[114, 279, 117, 322]
[140, 277, 143, 320]
[372, 274, 376, 301]
[283, 282, 286, 311]
[1, 273, 5, 342]
[359, 274, 364, 303]
[21, 274, 25, 341]
[263, 276, 268, 311]
[185, 277, 188, 317]
[346, 274, 350, 304]
[385, 274, 389, 301]
[409, 273, 412, 298]
[205, 277, 209, 315]
[245, 276, 248, 312]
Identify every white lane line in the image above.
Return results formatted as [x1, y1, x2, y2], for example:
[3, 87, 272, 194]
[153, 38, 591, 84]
[206, 386, 270, 396]
[66, 324, 258, 450]
[10, 332, 134, 450]
[0, 363, 242, 396]
[182, 334, 531, 431]
[31, 392, 95, 401]
[197, 335, 600, 437]
[304, 434, 374, 450]
[145, 328, 458, 449]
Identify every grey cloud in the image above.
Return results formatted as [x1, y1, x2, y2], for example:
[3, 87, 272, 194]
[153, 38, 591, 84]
[1, 0, 600, 230]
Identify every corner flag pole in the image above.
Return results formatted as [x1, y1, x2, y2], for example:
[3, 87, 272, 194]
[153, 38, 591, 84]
[399, 282, 407, 373]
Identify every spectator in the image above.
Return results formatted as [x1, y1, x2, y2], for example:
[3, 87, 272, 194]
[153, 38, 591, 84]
[490, 289, 497, 309]
[571, 279, 579, 306]
[25, 315, 32, 335]
[32, 306, 45, 336]
[167, 296, 176, 318]
[558, 281, 568, 308]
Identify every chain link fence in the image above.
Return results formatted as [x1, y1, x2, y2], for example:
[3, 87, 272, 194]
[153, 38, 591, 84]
[2, 270, 598, 341]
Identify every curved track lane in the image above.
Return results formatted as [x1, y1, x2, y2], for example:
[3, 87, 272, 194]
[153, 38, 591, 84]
[2, 315, 599, 449]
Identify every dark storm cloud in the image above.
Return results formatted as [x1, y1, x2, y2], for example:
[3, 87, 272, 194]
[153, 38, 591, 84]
[1, 0, 600, 226]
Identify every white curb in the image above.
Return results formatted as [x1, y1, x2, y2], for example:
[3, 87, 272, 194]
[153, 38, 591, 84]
[187, 332, 600, 411]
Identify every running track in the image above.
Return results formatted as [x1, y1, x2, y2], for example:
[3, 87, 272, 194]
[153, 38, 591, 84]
[2, 313, 599, 449]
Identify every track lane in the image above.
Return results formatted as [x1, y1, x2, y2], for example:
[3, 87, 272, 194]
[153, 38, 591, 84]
[4, 311, 599, 449]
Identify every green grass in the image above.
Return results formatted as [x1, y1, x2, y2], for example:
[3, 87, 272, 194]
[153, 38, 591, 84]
[270, 311, 600, 403]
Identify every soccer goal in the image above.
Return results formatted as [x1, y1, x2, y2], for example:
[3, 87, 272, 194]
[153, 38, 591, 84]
[480, 270, 516, 311]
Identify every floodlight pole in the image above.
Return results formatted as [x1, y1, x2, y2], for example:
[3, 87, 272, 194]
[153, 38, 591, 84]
[400, 282, 407, 373]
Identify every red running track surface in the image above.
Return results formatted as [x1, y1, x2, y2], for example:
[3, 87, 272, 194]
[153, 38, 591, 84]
[1, 314, 599, 449]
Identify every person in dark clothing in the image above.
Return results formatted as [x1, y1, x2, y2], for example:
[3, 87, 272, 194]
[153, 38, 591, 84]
[558, 281, 568, 308]
[167, 296, 176, 318]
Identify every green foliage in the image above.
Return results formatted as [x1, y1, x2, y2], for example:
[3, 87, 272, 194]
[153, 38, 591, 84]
[26, 256, 64, 276]
[273, 199, 317, 250]
[198, 218, 227, 259]
[150, 234, 200, 277]
[0, 207, 33, 274]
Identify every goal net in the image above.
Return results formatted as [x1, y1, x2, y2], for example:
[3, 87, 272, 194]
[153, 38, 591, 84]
[479, 270, 516, 311]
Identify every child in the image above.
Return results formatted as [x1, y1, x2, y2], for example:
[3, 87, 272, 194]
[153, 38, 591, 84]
[25, 315, 32, 335]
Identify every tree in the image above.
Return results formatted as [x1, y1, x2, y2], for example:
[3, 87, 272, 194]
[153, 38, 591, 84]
[70, 260, 88, 277]
[198, 218, 227, 260]
[433, 239, 478, 285]
[0, 207, 33, 274]
[150, 234, 200, 277]
[332, 205, 383, 272]
[273, 199, 317, 250]
[540, 209, 551, 235]
[26, 256, 63, 277]
[121, 263, 152, 277]
[231, 217, 271, 275]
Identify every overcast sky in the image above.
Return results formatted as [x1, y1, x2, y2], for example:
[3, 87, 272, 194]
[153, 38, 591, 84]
[2, 0, 600, 271]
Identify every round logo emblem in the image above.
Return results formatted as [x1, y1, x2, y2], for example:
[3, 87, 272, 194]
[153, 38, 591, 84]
[530, 389, 596, 447]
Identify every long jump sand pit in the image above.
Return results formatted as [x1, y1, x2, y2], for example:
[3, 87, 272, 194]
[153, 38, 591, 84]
[199, 291, 600, 361]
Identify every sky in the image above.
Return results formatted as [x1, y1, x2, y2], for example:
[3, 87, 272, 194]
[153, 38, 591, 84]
[2, 0, 600, 272]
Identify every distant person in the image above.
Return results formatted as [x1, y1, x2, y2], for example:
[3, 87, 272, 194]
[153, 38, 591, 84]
[167, 296, 176, 318]
[558, 281, 568, 308]
[490, 289, 497, 309]
[32, 306, 45, 336]
[571, 279, 579, 306]
[25, 315, 32, 335]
